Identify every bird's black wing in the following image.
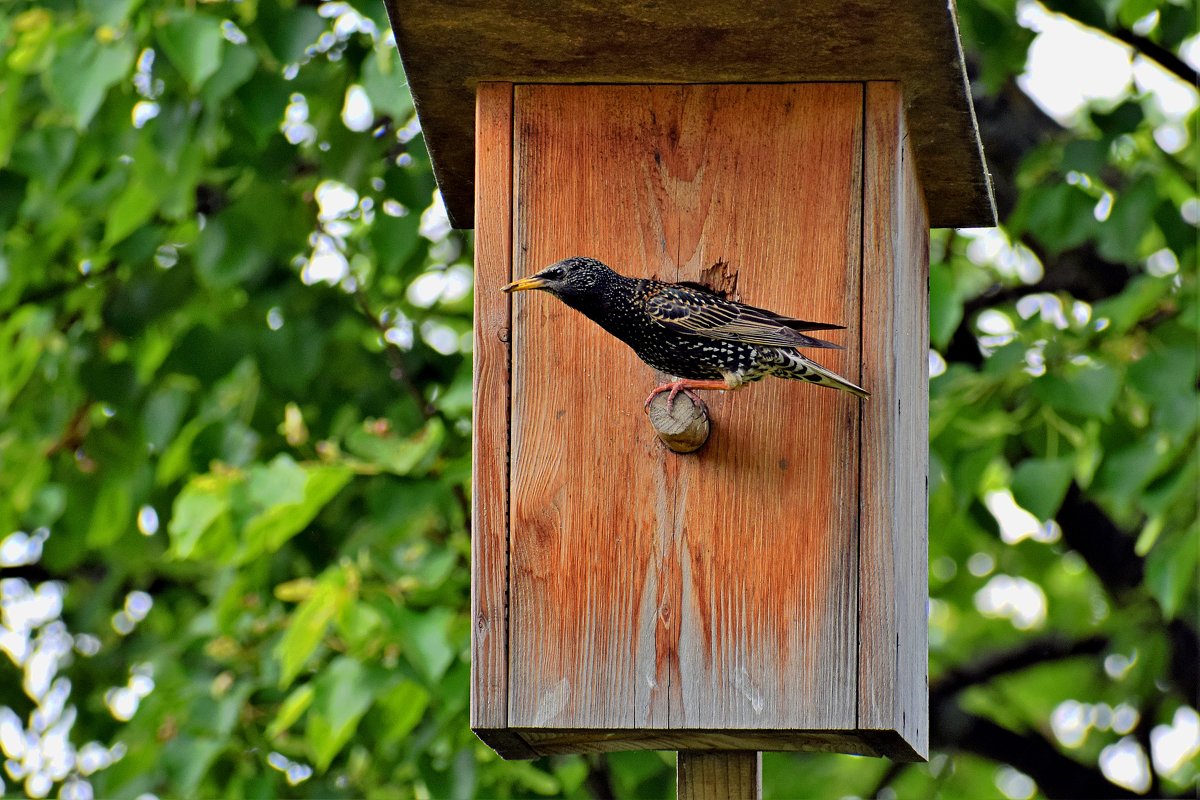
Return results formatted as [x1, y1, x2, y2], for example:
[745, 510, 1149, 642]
[644, 284, 844, 349]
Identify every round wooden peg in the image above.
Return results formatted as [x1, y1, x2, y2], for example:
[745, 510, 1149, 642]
[646, 392, 711, 454]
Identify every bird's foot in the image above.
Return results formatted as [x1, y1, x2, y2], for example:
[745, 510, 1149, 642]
[643, 379, 728, 413]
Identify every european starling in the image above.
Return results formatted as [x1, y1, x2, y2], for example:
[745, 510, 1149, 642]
[502, 256, 869, 408]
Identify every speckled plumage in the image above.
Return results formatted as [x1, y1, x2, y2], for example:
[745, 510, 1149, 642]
[502, 256, 869, 400]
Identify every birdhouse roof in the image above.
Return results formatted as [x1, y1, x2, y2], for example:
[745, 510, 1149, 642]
[384, 0, 996, 229]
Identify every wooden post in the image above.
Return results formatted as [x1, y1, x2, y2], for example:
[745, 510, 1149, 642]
[677, 751, 761, 800]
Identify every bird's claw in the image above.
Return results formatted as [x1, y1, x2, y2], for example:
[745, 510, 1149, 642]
[644, 382, 709, 414]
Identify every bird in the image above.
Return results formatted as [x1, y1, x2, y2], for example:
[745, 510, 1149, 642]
[501, 256, 869, 410]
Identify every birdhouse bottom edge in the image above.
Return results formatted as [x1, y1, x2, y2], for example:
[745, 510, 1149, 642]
[473, 725, 925, 762]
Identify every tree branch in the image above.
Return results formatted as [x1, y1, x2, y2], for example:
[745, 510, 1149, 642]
[1108, 27, 1198, 86]
[1057, 483, 1199, 700]
[353, 291, 434, 419]
[16, 260, 119, 307]
[931, 705, 1143, 799]
[931, 634, 1108, 701]
[1058, 483, 1143, 595]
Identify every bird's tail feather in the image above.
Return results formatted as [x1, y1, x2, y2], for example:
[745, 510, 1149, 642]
[776, 352, 870, 398]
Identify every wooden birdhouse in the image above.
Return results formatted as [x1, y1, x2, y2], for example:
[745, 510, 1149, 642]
[385, 0, 994, 779]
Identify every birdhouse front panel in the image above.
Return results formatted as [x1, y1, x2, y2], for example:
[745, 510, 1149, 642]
[514, 82, 860, 725]
[472, 82, 928, 760]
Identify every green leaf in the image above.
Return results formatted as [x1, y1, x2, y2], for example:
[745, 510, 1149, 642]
[1091, 100, 1144, 138]
[1145, 526, 1199, 618]
[929, 263, 962, 351]
[103, 178, 158, 247]
[1010, 457, 1073, 521]
[0, 306, 54, 414]
[238, 457, 354, 561]
[1127, 344, 1199, 400]
[195, 191, 285, 288]
[344, 417, 445, 476]
[1061, 139, 1107, 176]
[370, 210, 422, 273]
[1097, 175, 1157, 263]
[201, 43, 258, 104]
[167, 472, 235, 560]
[276, 568, 351, 688]
[44, 35, 134, 128]
[360, 50, 414, 121]
[1019, 183, 1096, 253]
[259, 4, 325, 63]
[394, 606, 455, 685]
[81, 0, 144, 27]
[375, 679, 430, 746]
[162, 736, 225, 796]
[157, 13, 224, 89]
[0, 73, 22, 168]
[1093, 275, 1170, 334]
[1033, 363, 1120, 419]
[305, 656, 390, 771]
[266, 684, 314, 739]
[86, 479, 133, 547]
[1094, 436, 1171, 508]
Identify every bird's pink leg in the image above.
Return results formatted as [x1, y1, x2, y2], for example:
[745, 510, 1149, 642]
[644, 379, 730, 412]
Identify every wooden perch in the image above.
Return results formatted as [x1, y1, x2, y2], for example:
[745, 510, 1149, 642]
[646, 392, 711, 453]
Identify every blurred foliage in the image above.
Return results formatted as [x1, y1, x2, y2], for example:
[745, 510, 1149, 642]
[0, 0, 1195, 799]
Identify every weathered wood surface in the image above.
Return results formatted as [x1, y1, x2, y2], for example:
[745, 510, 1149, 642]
[516, 727, 916, 758]
[383, 0, 995, 229]
[507, 85, 862, 734]
[646, 393, 711, 454]
[471, 82, 537, 758]
[677, 751, 761, 800]
[857, 82, 930, 760]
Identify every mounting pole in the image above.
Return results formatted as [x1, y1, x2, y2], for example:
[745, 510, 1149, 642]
[677, 751, 762, 799]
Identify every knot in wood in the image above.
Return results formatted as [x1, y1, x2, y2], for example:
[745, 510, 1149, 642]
[646, 393, 710, 454]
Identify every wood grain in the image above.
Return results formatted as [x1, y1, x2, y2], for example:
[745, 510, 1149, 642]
[517, 727, 919, 759]
[857, 82, 930, 760]
[677, 751, 761, 800]
[507, 85, 863, 735]
[382, 0, 995, 228]
[470, 82, 536, 757]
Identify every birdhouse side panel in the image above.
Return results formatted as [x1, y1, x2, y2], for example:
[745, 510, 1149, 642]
[471, 82, 539, 756]
[858, 82, 930, 759]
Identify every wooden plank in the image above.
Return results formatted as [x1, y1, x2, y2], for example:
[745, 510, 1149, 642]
[382, 0, 995, 229]
[471, 82, 516, 740]
[507, 84, 862, 735]
[678, 751, 761, 800]
[473, 727, 537, 760]
[857, 81, 929, 759]
[516, 727, 923, 760]
[670, 85, 861, 732]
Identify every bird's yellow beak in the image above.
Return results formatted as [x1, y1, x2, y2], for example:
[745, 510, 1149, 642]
[501, 275, 548, 293]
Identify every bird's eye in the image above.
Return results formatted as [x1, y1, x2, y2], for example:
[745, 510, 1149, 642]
[547, 268, 564, 279]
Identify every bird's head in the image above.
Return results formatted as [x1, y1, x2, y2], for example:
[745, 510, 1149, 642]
[501, 257, 616, 302]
